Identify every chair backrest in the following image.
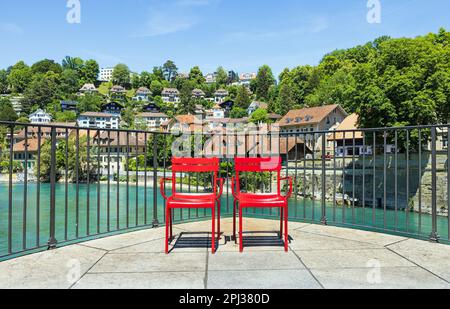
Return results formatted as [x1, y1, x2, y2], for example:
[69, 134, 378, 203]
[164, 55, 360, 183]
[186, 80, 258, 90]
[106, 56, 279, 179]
[171, 157, 219, 196]
[234, 157, 282, 194]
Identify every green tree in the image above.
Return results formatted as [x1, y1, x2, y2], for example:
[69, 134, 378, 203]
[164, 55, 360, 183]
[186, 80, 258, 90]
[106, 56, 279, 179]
[178, 83, 195, 114]
[189, 66, 205, 85]
[255, 65, 275, 101]
[112, 64, 131, 87]
[77, 94, 104, 113]
[81, 59, 100, 84]
[31, 59, 62, 74]
[58, 69, 80, 96]
[21, 72, 60, 113]
[250, 108, 269, 124]
[230, 107, 248, 119]
[162, 60, 178, 82]
[62, 56, 84, 71]
[0, 98, 18, 121]
[234, 85, 251, 109]
[216, 67, 228, 87]
[0, 69, 8, 94]
[150, 80, 163, 96]
[7, 61, 32, 93]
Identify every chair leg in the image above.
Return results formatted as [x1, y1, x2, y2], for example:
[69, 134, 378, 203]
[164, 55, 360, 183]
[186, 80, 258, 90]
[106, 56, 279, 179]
[233, 199, 237, 243]
[239, 207, 243, 253]
[217, 200, 221, 239]
[165, 206, 170, 254]
[169, 208, 173, 241]
[284, 206, 289, 252]
[280, 208, 284, 239]
[212, 205, 216, 254]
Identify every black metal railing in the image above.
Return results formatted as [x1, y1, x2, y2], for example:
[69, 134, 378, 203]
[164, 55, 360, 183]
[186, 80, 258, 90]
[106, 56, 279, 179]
[0, 121, 449, 260]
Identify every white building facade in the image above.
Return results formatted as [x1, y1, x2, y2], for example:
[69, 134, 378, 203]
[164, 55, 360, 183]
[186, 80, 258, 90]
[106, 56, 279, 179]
[29, 109, 52, 124]
[78, 112, 120, 129]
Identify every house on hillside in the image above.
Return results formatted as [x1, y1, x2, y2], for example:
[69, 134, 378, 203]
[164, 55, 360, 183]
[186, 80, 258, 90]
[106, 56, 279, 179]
[135, 112, 169, 131]
[79, 83, 98, 94]
[279, 104, 348, 152]
[133, 87, 152, 101]
[247, 101, 268, 116]
[192, 89, 206, 99]
[77, 112, 120, 129]
[214, 89, 229, 104]
[29, 109, 52, 124]
[102, 102, 124, 116]
[327, 113, 373, 157]
[60, 100, 78, 112]
[162, 88, 180, 104]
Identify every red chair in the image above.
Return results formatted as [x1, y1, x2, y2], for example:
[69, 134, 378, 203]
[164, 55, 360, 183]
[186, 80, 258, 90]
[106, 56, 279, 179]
[231, 157, 293, 252]
[160, 157, 224, 254]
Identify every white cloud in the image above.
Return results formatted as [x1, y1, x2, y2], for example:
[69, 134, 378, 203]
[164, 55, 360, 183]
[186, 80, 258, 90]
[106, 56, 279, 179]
[131, 0, 217, 38]
[0, 23, 24, 34]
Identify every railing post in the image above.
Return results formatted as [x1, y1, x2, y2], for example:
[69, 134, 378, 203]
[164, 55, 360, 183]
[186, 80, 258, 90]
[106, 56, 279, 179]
[152, 133, 159, 228]
[429, 127, 440, 242]
[47, 127, 57, 249]
[321, 132, 327, 225]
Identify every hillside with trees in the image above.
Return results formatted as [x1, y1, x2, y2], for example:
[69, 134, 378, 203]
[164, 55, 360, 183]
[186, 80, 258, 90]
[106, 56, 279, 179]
[0, 28, 449, 129]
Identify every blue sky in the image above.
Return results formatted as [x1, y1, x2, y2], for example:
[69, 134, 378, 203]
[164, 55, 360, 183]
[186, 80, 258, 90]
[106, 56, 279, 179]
[1, 0, 450, 76]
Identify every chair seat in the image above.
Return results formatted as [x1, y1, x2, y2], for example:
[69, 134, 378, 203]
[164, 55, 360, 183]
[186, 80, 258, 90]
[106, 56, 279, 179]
[237, 193, 287, 208]
[167, 194, 216, 208]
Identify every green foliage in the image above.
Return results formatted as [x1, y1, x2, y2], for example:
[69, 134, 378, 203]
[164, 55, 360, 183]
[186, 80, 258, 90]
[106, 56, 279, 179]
[255, 65, 275, 101]
[7, 61, 32, 93]
[162, 60, 178, 82]
[31, 59, 62, 75]
[249, 108, 269, 124]
[234, 85, 251, 109]
[0, 98, 18, 121]
[112, 64, 131, 88]
[230, 107, 247, 119]
[216, 67, 228, 87]
[77, 93, 104, 113]
[0, 69, 8, 94]
[189, 66, 205, 85]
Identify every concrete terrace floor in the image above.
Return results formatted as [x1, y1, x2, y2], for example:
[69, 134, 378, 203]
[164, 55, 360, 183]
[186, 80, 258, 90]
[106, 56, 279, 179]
[0, 218, 449, 289]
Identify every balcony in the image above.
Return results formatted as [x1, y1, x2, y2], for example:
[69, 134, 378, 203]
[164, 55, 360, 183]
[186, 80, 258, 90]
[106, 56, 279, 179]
[0, 121, 449, 289]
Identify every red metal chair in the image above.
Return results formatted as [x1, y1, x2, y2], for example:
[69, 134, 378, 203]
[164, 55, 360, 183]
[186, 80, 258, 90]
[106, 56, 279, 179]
[231, 157, 293, 252]
[160, 157, 224, 254]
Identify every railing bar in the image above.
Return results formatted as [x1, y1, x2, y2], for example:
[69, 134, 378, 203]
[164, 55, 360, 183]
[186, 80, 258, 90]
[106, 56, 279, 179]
[136, 133, 139, 227]
[342, 131, 346, 224]
[97, 129, 101, 234]
[23, 126, 28, 250]
[294, 134, 298, 217]
[303, 133, 306, 219]
[373, 131, 376, 225]
[152, 133, 159, 227]
[383, 131, 387, 229]
[65, 128, 69, 240]
[163, 134, 167, 223]
[144, 132, 148, 225]
[312, 135, 315, 221]
[116, 131, 120, 230]
[86, 129, 90, 236]
[107, 130, 111, 232]
[8, 125, 13, 254]
[406, 130, 410, 233]
[75, 129, 80, 238]
[126, 132, 130, 229]
[418, 129, 422, 234]
[430, 127, 438, 241]
[362, 131, 366, 225]
[36, 127, 41, 246]
[394, 130, 398, 231]
[321, 132, 326, 224]
[333, 131, 336, 222]
[352, 131, 355, 224]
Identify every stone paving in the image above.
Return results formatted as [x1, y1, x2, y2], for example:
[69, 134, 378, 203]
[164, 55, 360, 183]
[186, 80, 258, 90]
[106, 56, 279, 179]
[0, 218, 449, 289]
